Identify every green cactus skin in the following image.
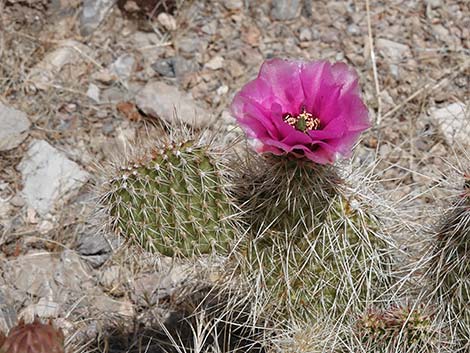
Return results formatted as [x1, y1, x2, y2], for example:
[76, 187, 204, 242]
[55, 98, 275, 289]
[356, 304, 442, 352]
[100, 138, 239, 257]
[234, 156, 342, 238]
[235, 158, 394, 322]
[428, 179, 470, 349]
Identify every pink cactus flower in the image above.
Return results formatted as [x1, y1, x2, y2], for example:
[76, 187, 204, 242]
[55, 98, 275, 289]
[231, 58, 371, 164]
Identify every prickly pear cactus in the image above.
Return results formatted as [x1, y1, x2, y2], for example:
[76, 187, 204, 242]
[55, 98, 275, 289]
[236, 157, 394, 321]
[100, 137, 239, 257]
[1, 319, 65, 353]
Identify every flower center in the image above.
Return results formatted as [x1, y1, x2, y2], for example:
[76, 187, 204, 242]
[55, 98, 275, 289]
[283, 108, 320, 133]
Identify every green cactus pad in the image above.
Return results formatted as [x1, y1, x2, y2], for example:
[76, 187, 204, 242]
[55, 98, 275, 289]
[101, 139, 238, 257]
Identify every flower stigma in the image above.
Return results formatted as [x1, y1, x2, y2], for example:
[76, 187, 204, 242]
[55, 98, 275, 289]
[283, 107, 320, 133]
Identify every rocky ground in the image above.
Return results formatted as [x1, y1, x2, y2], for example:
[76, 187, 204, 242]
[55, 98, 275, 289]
[0, 0, 469, 351]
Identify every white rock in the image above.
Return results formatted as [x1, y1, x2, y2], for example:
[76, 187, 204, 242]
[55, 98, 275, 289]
[86, 83, 100, 102]
[27, 40, 90, 90]
[376, 38, 412, 62]
[222, 0, 243, 10]
[157, 12, 176, 31]
[136, 81, 212, 128]
[216, 85, 229, 96]
[0, 102, 31, 151]
[431, 102, 469, 146]
[204, 56, 224, 70]
[18, 140, 89, 216]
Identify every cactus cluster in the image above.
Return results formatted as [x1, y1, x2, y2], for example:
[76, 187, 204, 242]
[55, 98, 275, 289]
[100, 136, 239, 257]
[0, 319, 64, 353]
[89, 57, 470, 352]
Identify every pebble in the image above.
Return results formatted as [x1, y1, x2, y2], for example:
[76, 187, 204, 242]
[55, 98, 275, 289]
[86, 83, 101, 103]
[136, 81, 212, 128]
[80, 0, 117, 36]
[109, 54, 135, 83]
[430, 102, 469, 146]
[0, 102, 31, 151]
[222, 0, 243, 10]
[151, 56, 199, 78]
[271, 0, 301, 21]
[17, 140, 89, 216]
[376, 38, 412, 62]
[157, 12, 176, 31]
[76, 232, 113, 268]
[27, 40, 90, 90]
[204, 55, 224, 70]
[299, 28, 312, 41]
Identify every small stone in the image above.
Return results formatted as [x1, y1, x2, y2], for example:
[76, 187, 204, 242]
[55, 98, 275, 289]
[431, 102, 469, 146]
[376, 38, 412, 62]
[347, 24, 361, 36]
[426, 0, 441, 8]
[9, 195, 25, 208]
[204, 56, 224, 70]
[241, 25, 261, 46]
[151, 57, 198, 78]
[271, 0, 301, 20]
[151, 58, 174, 77]
[227, 60, 244, 78]
[27, 40, 90, 90]
[157, 12, 176, 31]
[110, 54, 135, 83]
[222, 0, 243, 10]
[177, 34, 206, 54]
[216, 85, 229, 96]
[299, 28, 312, 41]
[136, 81, 212, 128]
[18, 140, 89, 216]
[0, 102, 31, 151]
[86, 83, 100, 103]
[80, 0, 117, 36]
[76, 232, 113, 268]
[201, 21, 217, 35]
